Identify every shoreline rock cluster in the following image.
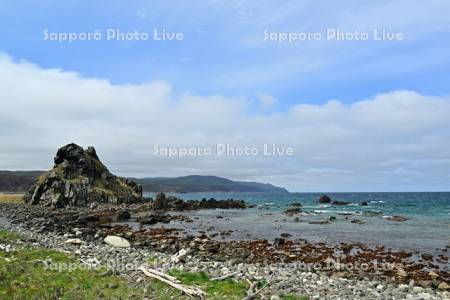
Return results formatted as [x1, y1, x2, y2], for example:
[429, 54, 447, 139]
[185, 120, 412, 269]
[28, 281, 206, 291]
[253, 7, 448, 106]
[0, 203, 448, 299]
[0, 202, 448, 293]
[151, 192, 247, 211]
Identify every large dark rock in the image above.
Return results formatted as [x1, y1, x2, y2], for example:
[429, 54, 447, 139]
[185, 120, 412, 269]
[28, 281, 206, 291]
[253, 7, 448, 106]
[332, 200, 351, 205]
[318, 195, 332, 203]
[24, 143, 142, 208]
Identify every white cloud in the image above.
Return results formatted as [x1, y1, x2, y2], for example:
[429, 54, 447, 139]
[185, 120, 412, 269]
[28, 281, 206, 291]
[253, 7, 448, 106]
[257, 92, 278, 111]
[1, 54, 450, 191]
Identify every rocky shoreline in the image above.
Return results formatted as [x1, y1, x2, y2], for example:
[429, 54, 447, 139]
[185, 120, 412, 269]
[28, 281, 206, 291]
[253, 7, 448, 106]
[0, 201, 449, 299]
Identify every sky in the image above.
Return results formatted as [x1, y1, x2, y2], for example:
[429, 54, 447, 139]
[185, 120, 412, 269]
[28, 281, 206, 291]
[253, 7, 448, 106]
[1, 1, 450, 192]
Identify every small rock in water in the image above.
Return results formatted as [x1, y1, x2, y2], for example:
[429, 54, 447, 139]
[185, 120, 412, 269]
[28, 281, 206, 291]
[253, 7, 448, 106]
[318, 195, 331, 203]
[384, 215, 408, 222]
[421, 253, 433, 261]
[104, 235, 131, 248]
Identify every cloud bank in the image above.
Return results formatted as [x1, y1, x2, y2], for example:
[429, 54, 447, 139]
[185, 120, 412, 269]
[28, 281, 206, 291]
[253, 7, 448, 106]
[1, 54, 450, 191]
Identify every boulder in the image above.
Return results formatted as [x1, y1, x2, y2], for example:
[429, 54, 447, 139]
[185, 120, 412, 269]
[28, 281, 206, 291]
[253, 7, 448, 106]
[116, 210, 131, 221]
[104, 235, 131, 248]
[318, 195, 331, 203]
[438, 282, 449, 290]
[421, 253, 433, 261]
[360, 201, 368, 206]
[24, 143, 142, 208]
[153, 192, 168, 210]
[332, 200, 351, 205]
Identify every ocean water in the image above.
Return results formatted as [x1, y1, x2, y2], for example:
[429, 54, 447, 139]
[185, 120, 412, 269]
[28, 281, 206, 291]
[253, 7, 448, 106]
[143, 192, 450, 254]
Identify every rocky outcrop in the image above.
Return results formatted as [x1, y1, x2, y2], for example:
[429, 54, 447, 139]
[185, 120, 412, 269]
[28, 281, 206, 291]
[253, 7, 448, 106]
[24, 143, 142, 208]
[150, 193, 246, 211]
[332, 200, 351, 205]
[318, 195, 332, 203]
[153, 192, 168, 210]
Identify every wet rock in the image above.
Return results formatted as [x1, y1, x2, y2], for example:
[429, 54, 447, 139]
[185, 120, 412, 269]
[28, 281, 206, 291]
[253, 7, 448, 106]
[360, 201, 368, 206]
[77, 214, 99, 224]
[280, 233, 291, 238]
[284, 208, 302, 216]
[332, 200, 351, 205]
[309, 220, 331, 225]
[116, 210, 131, 221]
[351, 219, 364, 224]
[363, 210, 383, 217]
[318, 195, 331, 203]
[152, 194, 246, 211]
[421, 253, 433, 261]
[384, 215, 408, 222]
[137, 213, 170, 225]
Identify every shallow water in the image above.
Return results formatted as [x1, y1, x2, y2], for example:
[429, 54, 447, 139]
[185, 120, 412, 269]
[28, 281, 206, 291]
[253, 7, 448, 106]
[141, 192, 450, 255]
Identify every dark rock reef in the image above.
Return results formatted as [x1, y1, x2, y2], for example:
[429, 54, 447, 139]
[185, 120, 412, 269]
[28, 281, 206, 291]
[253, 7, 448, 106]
[149, 193, 246, 211]
[24, 143, 142, 208]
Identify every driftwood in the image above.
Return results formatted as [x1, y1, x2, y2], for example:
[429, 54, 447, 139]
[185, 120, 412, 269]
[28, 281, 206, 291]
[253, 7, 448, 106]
[142, 267, 180, 283]
[242, 278, 270, 300]
[140, 266, 206, 299]
[211, 271, 240, 281]
[171, 248, 190, 263]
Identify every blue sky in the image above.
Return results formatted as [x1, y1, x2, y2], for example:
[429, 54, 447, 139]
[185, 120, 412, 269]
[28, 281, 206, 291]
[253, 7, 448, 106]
[1, 1, 450, 191]
[2, 1, 450, 107]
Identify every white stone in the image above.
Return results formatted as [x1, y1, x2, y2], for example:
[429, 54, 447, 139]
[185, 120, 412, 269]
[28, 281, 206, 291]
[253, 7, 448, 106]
[64, 238, 83, 245]
[103, 235, 131, 248]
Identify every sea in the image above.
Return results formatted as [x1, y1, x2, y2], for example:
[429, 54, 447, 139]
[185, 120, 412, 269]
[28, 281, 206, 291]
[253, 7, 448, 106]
[143, 192, 450, 255]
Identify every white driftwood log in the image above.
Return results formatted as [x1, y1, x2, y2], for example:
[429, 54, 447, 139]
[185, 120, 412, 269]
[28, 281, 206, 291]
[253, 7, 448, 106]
[143, 267, 180, 283]
[140, 266, 206, 299]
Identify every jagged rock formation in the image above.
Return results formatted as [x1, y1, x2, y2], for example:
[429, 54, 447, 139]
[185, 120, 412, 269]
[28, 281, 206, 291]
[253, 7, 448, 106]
[24, 143, 142, 208]
[150, 193, 246, 210]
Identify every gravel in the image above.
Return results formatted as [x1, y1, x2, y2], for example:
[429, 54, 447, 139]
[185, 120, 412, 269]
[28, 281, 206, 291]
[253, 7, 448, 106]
[1, 217, 449, 300]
